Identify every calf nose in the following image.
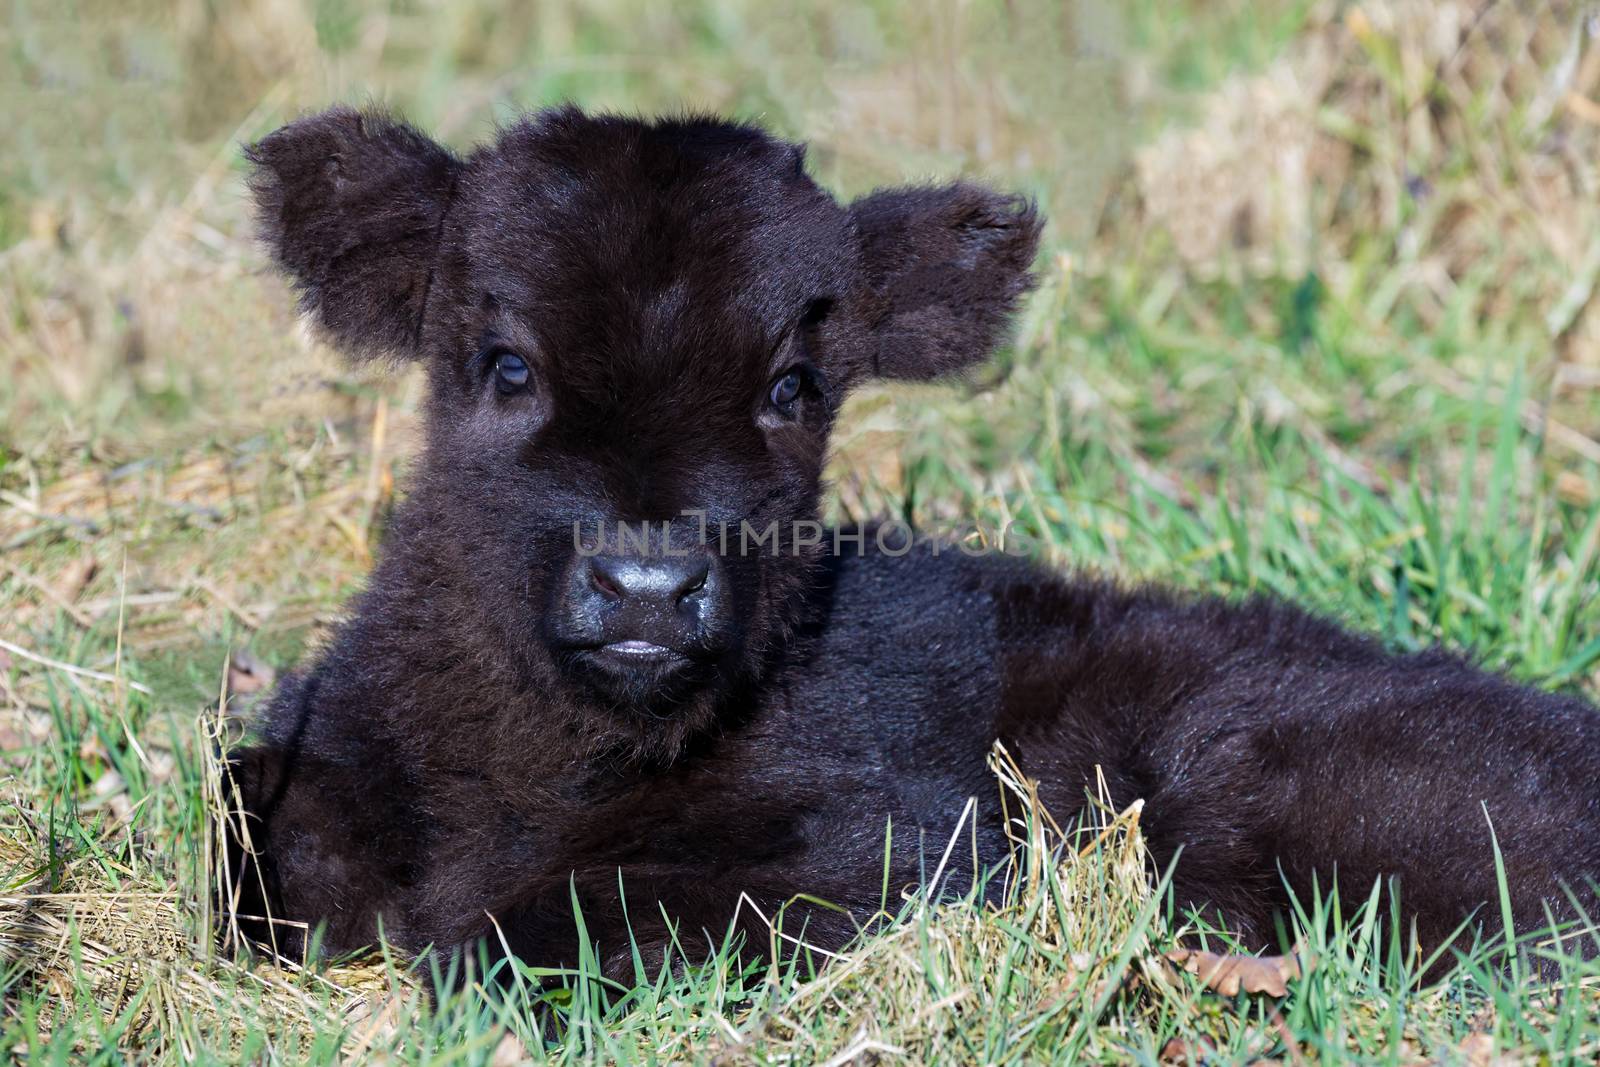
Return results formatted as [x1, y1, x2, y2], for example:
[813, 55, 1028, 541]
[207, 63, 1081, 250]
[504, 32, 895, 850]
[587, 554, 710, 609]
[573, 550, 726, 653]
[550, 543, 736, 659]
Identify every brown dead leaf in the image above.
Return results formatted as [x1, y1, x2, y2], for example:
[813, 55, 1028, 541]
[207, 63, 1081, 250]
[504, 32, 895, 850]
[1556, 470, 1595, 507]
[1393, 1032, 1509, 1067]
[342, 994, 404, 1063]
[1459, 1032, 1507, 1067]
[0, 711, 46, 761]
[1165, 948, 1300, 997]
[146, 749, 177, 782]
[1160, 1036, 1218, 1064]
[227, 649, 276, 700]
[89, 768, 132, 823]
[489, 1030, 532, 1067]
[56, 552, 98, 603]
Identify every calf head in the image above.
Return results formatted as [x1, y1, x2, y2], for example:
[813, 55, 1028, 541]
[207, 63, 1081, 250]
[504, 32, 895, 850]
[248, 105, 1040, 753]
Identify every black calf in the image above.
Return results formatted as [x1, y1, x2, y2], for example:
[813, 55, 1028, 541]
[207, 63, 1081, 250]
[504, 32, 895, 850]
[227, 105, 1600, 978]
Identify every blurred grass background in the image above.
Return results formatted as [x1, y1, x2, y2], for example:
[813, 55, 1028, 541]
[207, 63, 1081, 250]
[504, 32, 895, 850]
[4, 0, 1600, 1061]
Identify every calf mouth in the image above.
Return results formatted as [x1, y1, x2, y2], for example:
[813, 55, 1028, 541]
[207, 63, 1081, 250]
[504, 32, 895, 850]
[557, 638, 720, 709]
[596, 638, 689, 665]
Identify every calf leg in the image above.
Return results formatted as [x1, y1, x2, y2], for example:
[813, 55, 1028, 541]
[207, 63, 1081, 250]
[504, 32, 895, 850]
[1147, 661, 1600, 964]
[222, 722, 426, 959]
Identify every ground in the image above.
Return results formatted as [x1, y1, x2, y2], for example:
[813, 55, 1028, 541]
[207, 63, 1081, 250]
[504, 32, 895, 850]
[3, 0, 1600, 1062]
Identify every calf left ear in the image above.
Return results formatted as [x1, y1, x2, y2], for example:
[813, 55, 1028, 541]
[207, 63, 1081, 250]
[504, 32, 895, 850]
[245, 106, 462, 362]
[848, 183, 1042, 381]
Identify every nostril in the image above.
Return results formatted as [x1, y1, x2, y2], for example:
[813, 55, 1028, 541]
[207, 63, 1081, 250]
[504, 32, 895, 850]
[674, 559, 711, 604]
[588, 562, 623, 601]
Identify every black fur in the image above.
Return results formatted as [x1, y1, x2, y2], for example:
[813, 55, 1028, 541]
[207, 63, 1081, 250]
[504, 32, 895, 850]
[228, 106, 1600, 978]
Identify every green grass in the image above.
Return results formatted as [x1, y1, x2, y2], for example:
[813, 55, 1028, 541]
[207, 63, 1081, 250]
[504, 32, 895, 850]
[4, 0, 1600, 1062]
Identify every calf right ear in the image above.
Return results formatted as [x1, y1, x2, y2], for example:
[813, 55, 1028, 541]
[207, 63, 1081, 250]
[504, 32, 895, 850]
[848, 182, 1041, 382]
[245, 106, 462, 362]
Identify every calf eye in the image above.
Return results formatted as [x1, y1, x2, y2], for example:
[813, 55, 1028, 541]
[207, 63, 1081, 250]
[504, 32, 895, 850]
[768, 368, 803, 414]
[494, 351, 532, 395]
